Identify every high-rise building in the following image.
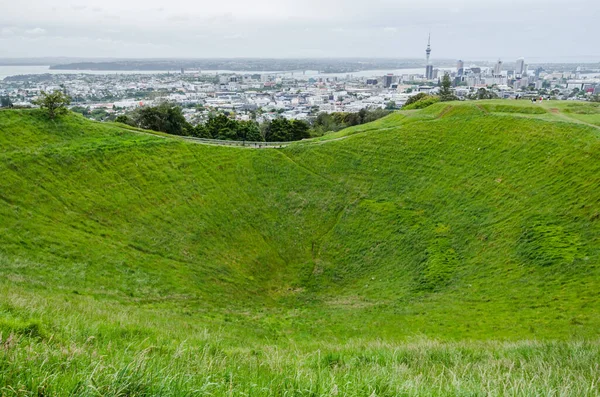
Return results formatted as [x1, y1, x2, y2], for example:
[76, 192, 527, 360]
[383, 74, 394, 88]
[426, 65, 434, 80]
[493, 60, 503, 77]
[515, 58, 525, 76]
[457, 60, 464, 76]
[425, 34, 434, 80]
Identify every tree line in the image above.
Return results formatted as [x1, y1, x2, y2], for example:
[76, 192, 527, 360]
[115, 103, 312, 142]
[116, 102, 390, 142]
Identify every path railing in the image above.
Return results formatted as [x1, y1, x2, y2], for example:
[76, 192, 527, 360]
[178, 136, 290, 148]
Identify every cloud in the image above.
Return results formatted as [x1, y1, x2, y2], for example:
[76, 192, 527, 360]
[167, 15, 190, 22]
[0, 0, 597, 60]
[25, 28, 46, 35]
[223, 34, 244, 40]
[1, 27, 16, 36]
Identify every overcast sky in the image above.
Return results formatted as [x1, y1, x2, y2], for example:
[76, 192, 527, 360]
[0, 0, 598, 61]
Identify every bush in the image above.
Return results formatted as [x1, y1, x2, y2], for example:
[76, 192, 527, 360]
[403, 95, 440, 110]
[33, 90, 71, 119]
[404, 93, 429, 107]
[115, 115, 137, 127]
[312, 109, 391, 134]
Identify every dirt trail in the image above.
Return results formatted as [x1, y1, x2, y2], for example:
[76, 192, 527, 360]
[549, 109, 600, 131]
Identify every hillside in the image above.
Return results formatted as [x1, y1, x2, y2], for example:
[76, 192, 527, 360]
[1, 101, 600, 395]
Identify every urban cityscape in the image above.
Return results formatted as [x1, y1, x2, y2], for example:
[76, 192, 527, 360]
[1, 35, 599, 125]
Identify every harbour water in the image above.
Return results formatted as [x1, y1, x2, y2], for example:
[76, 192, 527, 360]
[0, 65, 440, 81]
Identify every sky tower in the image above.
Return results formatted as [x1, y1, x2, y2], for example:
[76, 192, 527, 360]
[425, 34, 433, 80]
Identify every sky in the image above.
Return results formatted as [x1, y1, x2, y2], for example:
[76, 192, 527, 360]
[0, 0, 599, 62]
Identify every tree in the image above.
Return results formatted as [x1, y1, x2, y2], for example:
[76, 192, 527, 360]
[71, 106, 90, 117]
[205, 114, 235, 139]
[0, 96, 13, 108]
[265, 118, 291, 142]
[33, 90, 71, 119]
[289, 120, 311, 141]
[439, 74, 457, 102]
[133, 102, 191, 136]
[345, 112, 361, 126]
[591, 94, 600, 103]
[238, 121, 263, 142]
[115, 115, 137, 127]
[358, 108, 368, 123]
[569, 88, 580, 98]
[191, 124, 210, 138]
[475, 88, 498, 100]
[90, 108, 109, 121]
[385, 101, 397, 110]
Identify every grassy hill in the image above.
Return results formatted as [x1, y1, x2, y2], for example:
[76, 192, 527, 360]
[1, 101, 599, 396]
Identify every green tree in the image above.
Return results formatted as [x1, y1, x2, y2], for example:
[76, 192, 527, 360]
[206, 114, 235, 139]
[313, 112, 336, 133]
[238, 121, 263, 142]
[193, 124, 211, 138]
[0, 96, 13, 108]
[265, 118, 291, 142]
[439, 74, 457, 102]
[71, 106, 90, 117]
[115, 115, 137, 127]
[90, 109, 109, 121]
[345, 112, 361, 126]
[385, 101, 397, 110]
[475, 88, 498, 100]
[133, 102, 191, 136]
[290, 120, 311, 141]
[33, 90, 71, 119]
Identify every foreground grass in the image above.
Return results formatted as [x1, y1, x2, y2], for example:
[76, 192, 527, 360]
[3, 333, 599, 396]
[2, 286, 599, 396]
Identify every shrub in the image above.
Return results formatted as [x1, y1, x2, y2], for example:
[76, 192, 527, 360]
[403, 95, 440, 110]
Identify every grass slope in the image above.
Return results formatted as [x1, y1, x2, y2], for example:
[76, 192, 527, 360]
[1, 101, 599, 396]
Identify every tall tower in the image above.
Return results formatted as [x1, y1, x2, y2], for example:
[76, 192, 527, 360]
[425, 34, 433, 80]
[426, 34, 431, 65]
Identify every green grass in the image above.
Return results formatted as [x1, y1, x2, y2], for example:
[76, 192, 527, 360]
[1, 101, 599, 395]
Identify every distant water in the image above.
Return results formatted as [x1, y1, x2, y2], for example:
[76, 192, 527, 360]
[0, 66, 177, 80]
[2, 65, 599, 82]
[0, 65, 445, 81]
